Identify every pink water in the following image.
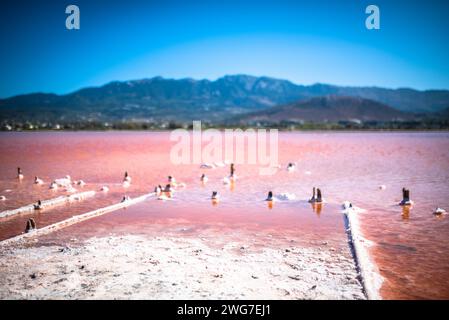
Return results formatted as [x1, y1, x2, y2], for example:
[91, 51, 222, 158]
[1, 131, 448, 299]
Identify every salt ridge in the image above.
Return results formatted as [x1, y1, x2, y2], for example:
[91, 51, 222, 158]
[342, 205, 383, 300]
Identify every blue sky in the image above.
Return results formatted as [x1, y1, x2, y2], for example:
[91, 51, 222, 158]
[0, 0, 448, 98]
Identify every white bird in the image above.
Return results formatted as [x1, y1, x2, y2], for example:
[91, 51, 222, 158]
[17, 167, 24, 180]
[76, 180, 86, 187]
[123, 171, 131, 183]
[65, 186, 77, 193]
[121, 195, 131, 202]
[211, 191, 220, 200]
[201, 174, 208, 183]
[0, 196, 6, 201]
[342, 201, 353, 210]
[167, 176, 186, 189]
[224, 162, 238, 183]
[223, 173, 238, 185]
[200, 163, 215, 169]
[341, 201, 366, 213]
[54, 175, 71, 187]
[433, 207, 447, 216]
[379, 185, 386, 190]
[100, 186, 109, 192]
[33, 200, 43, 210]
[214, 161, 226, 168]
[49, 182, 58, 190]
[168, 175, 176, 183]
[287, 162, 296, 172]
[275, 193, 296, 201]
[34, 176, 44, 185]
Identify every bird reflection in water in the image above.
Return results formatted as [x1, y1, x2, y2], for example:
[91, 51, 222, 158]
[401, 205, 411, 220]
[311, 202, 323, 217]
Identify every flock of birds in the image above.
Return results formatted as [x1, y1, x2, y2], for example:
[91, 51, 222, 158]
[0, 167, 110, 206]
[0, 163, 447, 218]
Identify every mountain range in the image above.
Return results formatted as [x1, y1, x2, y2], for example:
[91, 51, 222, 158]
[1, 75, 449, 125]
[235, 95, 416, 124]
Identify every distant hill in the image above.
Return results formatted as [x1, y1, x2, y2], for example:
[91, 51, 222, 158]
[1, 75, 448, 125]
[235, 96, 415, 124]
[314, 85, 449, 113]
[432, 106, 449, 119]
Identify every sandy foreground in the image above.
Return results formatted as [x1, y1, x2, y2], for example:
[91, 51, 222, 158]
[0, 234, 365, 300]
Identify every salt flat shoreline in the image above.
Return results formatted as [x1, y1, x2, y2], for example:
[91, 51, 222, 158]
[0, 234, 365, 300]
[344, 209, 383, 300]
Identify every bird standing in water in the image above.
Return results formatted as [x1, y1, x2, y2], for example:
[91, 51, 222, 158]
[265, 191, 274, 209]
[17, 167, 24, 180]
[123, 171, 131, 182]
[309, 187, 323, 203]
[211, 191, 219, 200]
[224, 163, 237, 184]
[25, 218, 37, 233]
[399, 188, 413, 206]
[211, 191, 219, 205]
[154, 185, 162, 195]
[34, 200, 42, 210]
[211, 191, 220, 205]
